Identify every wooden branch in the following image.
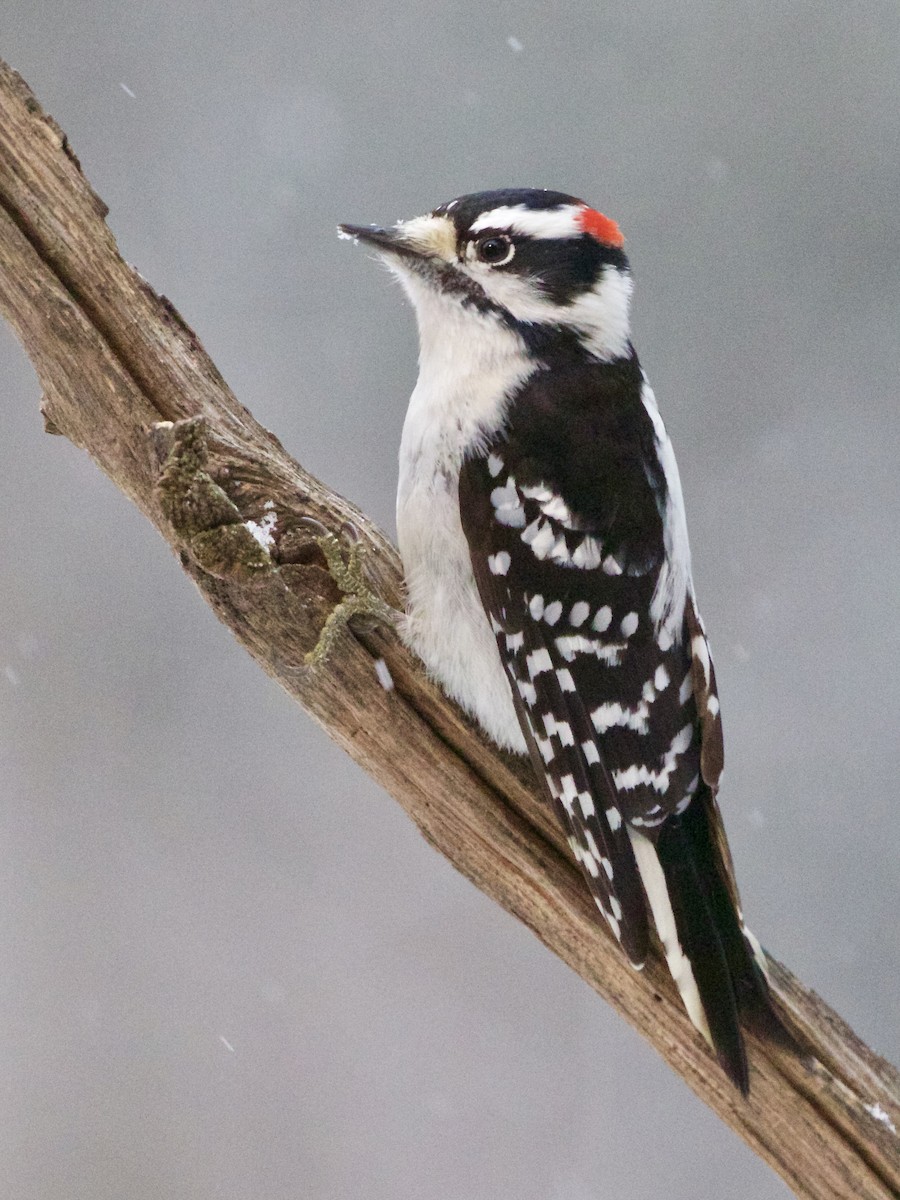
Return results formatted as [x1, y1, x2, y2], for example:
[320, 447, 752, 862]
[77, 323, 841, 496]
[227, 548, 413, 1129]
[1, 60, 897, 1199]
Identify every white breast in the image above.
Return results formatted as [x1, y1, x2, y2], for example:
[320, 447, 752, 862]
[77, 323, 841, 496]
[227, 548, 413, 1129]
[394, 279, 533, 753]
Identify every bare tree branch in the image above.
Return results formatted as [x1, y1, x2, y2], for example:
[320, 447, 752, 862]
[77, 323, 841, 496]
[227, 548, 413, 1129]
[1, 60, 897, 1200]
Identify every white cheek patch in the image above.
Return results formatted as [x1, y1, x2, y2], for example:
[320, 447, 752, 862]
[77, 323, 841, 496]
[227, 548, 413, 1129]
[466, 265, 633, 363]
[469, 203, 585, 239]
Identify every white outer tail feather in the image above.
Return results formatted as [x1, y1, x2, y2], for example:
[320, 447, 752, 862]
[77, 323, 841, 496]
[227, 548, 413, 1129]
[627, 828, 713, 1046]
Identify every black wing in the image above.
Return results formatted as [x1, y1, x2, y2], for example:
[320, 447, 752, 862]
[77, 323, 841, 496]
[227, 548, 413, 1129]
[458, 357, 771, 1093]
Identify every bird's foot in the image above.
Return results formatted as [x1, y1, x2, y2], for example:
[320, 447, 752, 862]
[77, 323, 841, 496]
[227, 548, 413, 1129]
[300, 518, 400, 667]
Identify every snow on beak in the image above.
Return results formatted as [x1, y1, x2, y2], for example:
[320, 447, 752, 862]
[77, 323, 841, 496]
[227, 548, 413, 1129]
[338, 213, 457, 263]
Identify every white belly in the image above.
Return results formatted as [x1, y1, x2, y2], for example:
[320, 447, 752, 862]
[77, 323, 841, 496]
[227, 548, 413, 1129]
[397, 472, 527, 754]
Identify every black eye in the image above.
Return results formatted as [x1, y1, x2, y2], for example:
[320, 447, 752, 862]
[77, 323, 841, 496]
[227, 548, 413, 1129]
[474, 234, 515, 266]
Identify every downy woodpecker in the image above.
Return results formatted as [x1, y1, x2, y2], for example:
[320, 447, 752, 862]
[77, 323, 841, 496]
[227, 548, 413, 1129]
[340, 188, 783, 1094]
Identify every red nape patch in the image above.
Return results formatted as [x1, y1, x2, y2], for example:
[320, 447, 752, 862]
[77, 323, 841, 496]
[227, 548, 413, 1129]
[577, 207, 625, 248]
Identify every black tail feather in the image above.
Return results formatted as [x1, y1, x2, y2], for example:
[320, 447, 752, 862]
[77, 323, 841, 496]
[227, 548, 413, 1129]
[656, 804, 748, 1093]
[655, 785, 790, 1095]
[683, 797, 804, 1059]
[680, 791, 784, 1029]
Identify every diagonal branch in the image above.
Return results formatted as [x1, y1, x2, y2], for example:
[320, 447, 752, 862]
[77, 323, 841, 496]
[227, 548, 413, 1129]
[0, 60, 897, 1200]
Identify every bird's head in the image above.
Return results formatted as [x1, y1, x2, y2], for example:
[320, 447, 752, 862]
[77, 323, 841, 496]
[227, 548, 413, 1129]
[340, 188, 633, 363]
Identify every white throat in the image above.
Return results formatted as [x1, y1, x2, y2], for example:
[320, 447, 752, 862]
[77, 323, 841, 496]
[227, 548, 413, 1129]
[395, 269, 535, 474]
[393, 268, 533, 752]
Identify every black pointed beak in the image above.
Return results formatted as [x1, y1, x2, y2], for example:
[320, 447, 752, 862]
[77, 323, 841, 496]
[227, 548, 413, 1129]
[338, 223, 426, 260]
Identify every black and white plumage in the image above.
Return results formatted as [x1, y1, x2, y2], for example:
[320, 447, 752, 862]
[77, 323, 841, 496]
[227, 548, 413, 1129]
[340, 188, 783, 1094]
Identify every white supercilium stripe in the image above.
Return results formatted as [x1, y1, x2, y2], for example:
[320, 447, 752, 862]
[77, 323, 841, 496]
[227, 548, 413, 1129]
[468, 204, 585, 240]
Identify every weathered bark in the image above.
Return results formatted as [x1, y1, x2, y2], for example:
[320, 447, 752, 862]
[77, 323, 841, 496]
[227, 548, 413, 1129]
[0, 60, 897, 1199]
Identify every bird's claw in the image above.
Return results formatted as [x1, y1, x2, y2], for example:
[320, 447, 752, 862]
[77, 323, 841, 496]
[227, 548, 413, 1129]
[301, 519, 399, 666]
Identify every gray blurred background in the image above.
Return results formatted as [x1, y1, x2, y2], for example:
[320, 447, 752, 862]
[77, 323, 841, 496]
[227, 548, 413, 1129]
[1, 3, 898, 1197]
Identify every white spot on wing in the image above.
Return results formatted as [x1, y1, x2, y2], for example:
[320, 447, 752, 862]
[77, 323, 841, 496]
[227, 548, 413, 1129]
[572, 536, 603, 569]
[554, 635, 625, 665]
[488, 550, 511, 575]
[547, 715, 575, 746]
[491, 479, 526, 527]
[527, 648, 553, 678]
[556, 668, 576, 692]
[569, 601, 590, 627]
[583, 830, 601, 863]
[543, 600, 563, 625]
[596, 898, 622, 941]
[558, 774, 579, 809]
[620, 612, 639, 638]
[592, 606, 612, 632]
[612, 725, 694, 794]
[540, 495, 572, 523]
[581, 740, 600, 764]
[549, 534, 572, 564]
[591, 700, 650, 735]
[490, 479, 517, 508]
[552, 714, 577, 751]
[528, 522, 557, 559]
[497, 506, 526, 528]
[520, 483, 553, 501]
